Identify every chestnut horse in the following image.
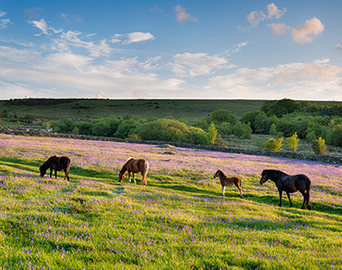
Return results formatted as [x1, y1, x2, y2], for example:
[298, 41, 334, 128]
[40, 155, 71, 181]
[214, 170, 243, 198]
[119, 158, 149, 185]
[260, 169, 311, 210]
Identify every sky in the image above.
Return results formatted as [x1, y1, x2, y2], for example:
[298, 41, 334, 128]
[0, 0, 342, 100]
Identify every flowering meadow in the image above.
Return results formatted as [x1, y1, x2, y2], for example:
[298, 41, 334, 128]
[0, 134, 341, 270]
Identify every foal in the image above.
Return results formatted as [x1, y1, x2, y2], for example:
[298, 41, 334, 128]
[214, 170, 243, 198]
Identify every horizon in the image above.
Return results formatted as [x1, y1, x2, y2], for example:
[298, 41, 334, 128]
[1, 1, 342, 100]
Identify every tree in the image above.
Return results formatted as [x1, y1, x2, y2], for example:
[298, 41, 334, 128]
[208, 122, 218, 144]
[269, 123, 277, 136]
[265, 137, 283, 152]
[286, 132, 299, 153]
[312, 137, 327, 155]
[210, 109, 238, 125]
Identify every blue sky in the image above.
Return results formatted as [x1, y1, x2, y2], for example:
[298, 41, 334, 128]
[1, 0, 342, 100]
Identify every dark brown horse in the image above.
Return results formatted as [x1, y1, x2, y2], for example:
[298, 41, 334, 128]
[260, 169, 311, 210]
[40, 155, 71, 181]
[119, 158, 149, 185]
[214, 170, 243, 198]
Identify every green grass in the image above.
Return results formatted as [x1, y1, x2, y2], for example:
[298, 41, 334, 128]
[0, 134, 341, 269]
[0, 99, 264, 122]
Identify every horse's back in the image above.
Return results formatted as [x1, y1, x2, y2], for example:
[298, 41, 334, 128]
[128, 158, 148, 173]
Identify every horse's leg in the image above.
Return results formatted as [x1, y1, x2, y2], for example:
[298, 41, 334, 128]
[221, 185, 225, 196]
[306, 190, 311, 210]
[234, 183, 243, 198]
[64, 169, 69, 181]
[132, 173, 136, 184]
[278, 189, 283, 207]
[50, 168, 53, 178]
[55, 169, 57, 179]
[127, 172, 131, 183]
[286, 192, 292, 207]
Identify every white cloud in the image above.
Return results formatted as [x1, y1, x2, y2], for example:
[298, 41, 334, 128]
[267, 23, 290, 35]
[226, 41, 249, 56]
[175, 4, 198, 23]
[124, 32, 155, 44]
[266, 3, 287, 19]
[0, 18, 13, 29]
[31, 18, 49, 35]
[0, 11, 6, 17]
[247, 3, 286, 28]
[291, 17, 325, 44]
[171, 52, 228, 77]
[336, 44, 342, 54]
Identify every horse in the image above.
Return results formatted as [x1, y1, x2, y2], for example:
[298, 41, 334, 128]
[214, 170, 243, 198]
[118, 158, 149, 185]
[259, 169, 311, 210]
[40, 155, 71, 181]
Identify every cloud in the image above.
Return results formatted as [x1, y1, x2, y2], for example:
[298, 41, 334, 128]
[0, 11, 6, 17]
[291, 17, 324, 44]
[247, 3, 286, 28]
[266, 3, 287, 19]
[124, 32, 155, 44]
[150, 6, 163, 13]
[336, 44, 342, 54]
[267, 23, 291, 35]
[175, 4, 198, 23]
[24, 8, 44, 19]
[171, 52, 228, 77]
[1, 18, 13, 29]
[60, 13, 83, 23]
[275, 63, 342, 83]
[31, 18, 49, 35]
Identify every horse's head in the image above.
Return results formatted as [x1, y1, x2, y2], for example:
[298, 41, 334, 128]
[213, 170, 221, 178]
[118, 169, 125, 182]
[259, 170, 269, 185]
[39, 165, 46, 177]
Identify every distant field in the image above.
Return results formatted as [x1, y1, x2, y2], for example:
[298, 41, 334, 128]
[0, 99, 266, 121]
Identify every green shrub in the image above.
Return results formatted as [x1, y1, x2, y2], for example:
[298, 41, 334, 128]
[216, 122, 232, 136]
[265, 137, 283, 152]
[50, 118, 75, 133]
[187, 126, 209, 145]
[233, 122, 252, 139]
[269, 124, 277, 136]
[286, 132, 299, 153]
[115, 119, 141, 139]
[312, 137, 327, 155]
[329, 124, 342, 146]
[213, 134, 228, 147]
[208, 122, 218, 144]
[306, 127, 317, 142]
[126, 134, 140, 140]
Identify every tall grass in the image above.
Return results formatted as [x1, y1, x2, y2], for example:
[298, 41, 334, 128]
[0, 134, 341, 269]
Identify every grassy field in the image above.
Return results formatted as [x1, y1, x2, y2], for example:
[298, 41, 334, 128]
[0, 99, 269, 122]
[0, 134, 341, 269]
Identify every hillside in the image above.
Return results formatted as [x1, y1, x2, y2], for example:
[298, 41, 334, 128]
[0, 134, 341, 269]
[0, 98, 269, 121]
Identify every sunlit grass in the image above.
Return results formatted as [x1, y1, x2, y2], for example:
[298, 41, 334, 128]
[0, 134, 341, 269]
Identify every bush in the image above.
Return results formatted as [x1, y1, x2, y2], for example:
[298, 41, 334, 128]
[265, 137, 283, 152]
[216, 122, 232, 136]
[269, 124, 277, 136]
[208, 122, 218, 144]
[115, 119, 141, 139]
[50, 118, 75, 133]
[187, 126, 209, 145]
[312, 137, 327, 155]
[329, 124, 342, 146]
[233, 122, 252, 139]
[213, 134, 228, 147]
[286, 132, 299, 153]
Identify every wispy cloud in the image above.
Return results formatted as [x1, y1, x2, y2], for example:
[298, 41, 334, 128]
[247, 3, 286, 28]
[24, 8, 44, 19]
[171, 52, 228, 77]
[291, 17, 324, 44]
[60, 13, 83, 23]
[267, 23, 291, 35]
[175, 4, 198, 23]
[124, 32, 155, 44]
[337, 44, 342, 54]
[1, 18, 13, 29]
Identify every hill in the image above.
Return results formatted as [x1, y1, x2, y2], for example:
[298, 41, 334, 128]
[0, 99, 267, 122]
[0, 134, 341, 269]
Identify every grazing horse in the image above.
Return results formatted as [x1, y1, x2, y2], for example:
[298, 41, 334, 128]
[40, 155, 71, 181]
[119, 158, 149, 185]
[214, 170, 243, 198]
[259, 169, 311, 210]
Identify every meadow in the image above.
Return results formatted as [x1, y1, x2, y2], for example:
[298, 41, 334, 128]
[0, 134, 341, 269]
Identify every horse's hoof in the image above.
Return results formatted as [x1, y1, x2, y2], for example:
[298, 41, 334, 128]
[307, 205, 311, 210]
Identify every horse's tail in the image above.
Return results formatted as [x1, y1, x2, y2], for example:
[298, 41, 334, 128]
[143, 160, 149, 179]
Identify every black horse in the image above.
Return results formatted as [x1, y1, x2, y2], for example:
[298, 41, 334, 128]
[40, 155, 71, 181]
[259, 169, 311, 210]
